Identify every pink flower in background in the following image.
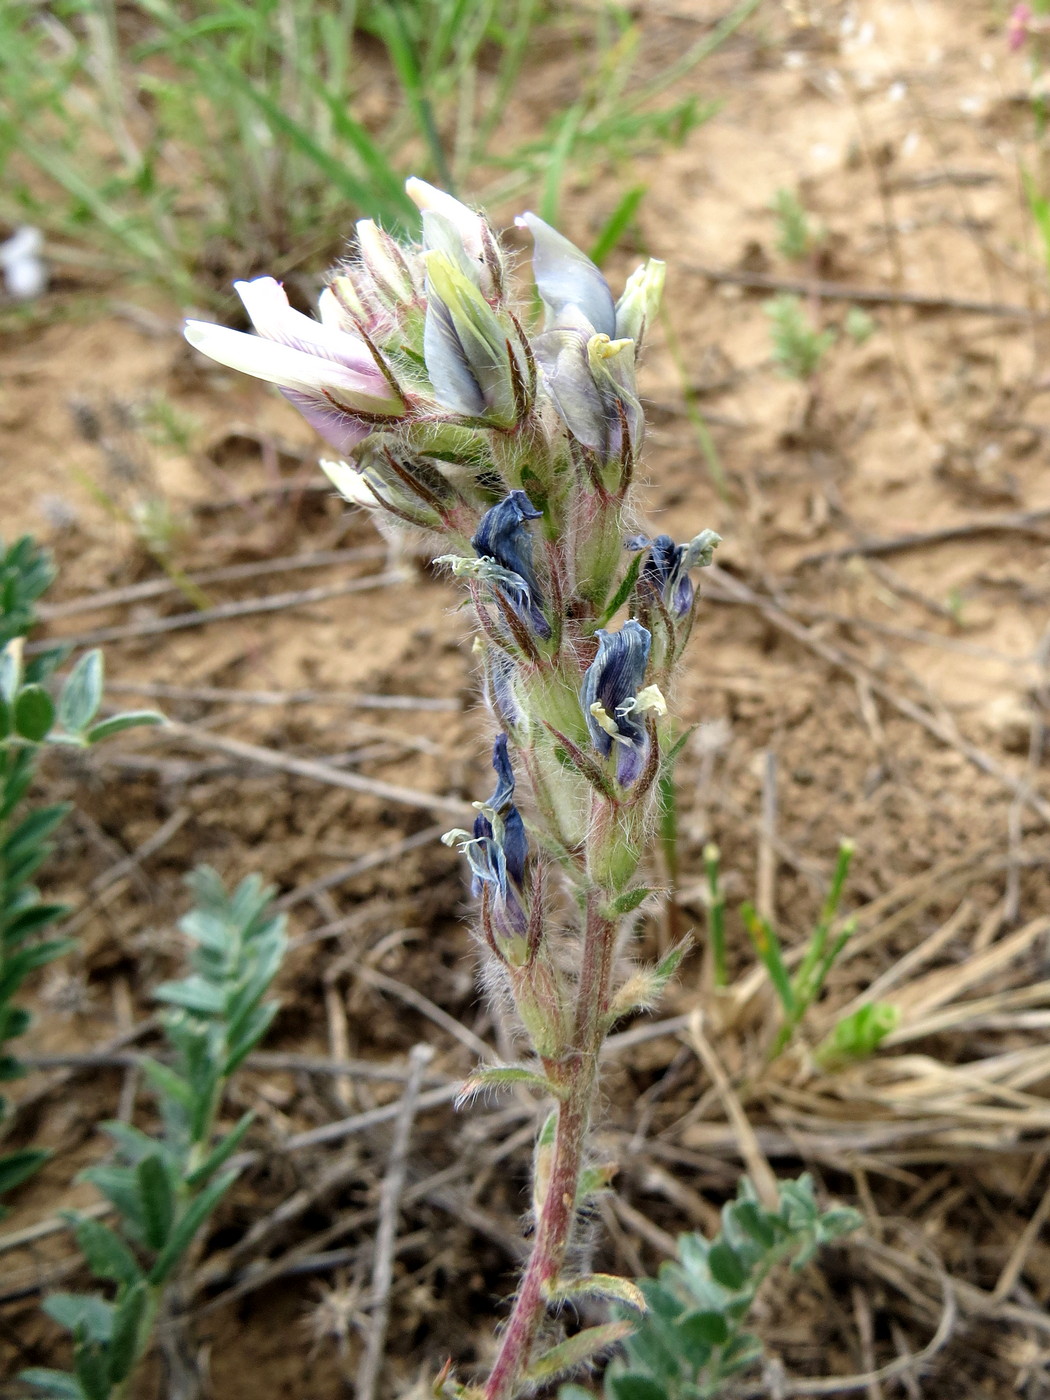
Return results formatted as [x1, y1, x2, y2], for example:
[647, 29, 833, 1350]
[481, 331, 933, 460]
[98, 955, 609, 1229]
[1010, 3, 1033, 50]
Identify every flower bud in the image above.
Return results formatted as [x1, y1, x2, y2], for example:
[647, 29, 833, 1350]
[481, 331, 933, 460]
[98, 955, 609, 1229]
[516, 212, 615, 336]
[422, 251, 526, 425]
[532, 325, 641, 464]
[614, 258, 666, 347]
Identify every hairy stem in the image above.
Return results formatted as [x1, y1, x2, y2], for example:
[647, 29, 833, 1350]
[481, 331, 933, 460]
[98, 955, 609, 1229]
[483, 895, 617, 1400]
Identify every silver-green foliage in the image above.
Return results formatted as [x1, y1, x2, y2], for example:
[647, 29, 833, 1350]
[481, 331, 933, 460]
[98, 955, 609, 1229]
[21, 869, 287, 1400]
[596, 1176, 861, 1400]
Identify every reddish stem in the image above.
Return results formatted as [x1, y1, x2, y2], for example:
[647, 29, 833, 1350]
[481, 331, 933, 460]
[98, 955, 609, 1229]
[483, 895, 617, 1400]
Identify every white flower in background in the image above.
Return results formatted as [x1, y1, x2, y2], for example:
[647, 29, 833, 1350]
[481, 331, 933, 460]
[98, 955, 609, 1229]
[1, 227, 47, 301]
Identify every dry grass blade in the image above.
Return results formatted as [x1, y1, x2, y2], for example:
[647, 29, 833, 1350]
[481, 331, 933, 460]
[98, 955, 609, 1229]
[106, 680, 460, 711]
[356, 1043, 434, 1400]
[687, 1010, 779, 1208]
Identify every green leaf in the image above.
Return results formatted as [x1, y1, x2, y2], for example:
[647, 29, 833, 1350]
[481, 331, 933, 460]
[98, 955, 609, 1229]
[3, 803, 69, 863]
[707, 1242, 748, 1291]
[184, 1112, 254, 1189]
[85, 712, 164, 745]
[136, 1155, 174, 1251]
[43, 1293, 114, 1343]
[588, 184, 648, 266]
[73, 1337, 111, 1400]
[610, 1374, 667, 1400]
[153, 975, 225, 1015]
[14, 684, 54, 742]
[525, 1321, 634, 1384]
[139, 1058, 194, 1111]
[3, 901, 69, 945]
[596, 550, 644, 629]
[69, 1216, 142, 1287]
[460, 1065, 562, 1101]
[547, 1272, 646, 1310]
[81, 1166, 145, 1238]
[148, 1167, 238, 1285]
[18, 1367, 84, 1398]
[679, 1308, 729, 1347]
[107, 1281, 147, 1384]
[608, 887, 653, 916]
[0, 1146, 48, 1195]
[58, 651, 103, 733]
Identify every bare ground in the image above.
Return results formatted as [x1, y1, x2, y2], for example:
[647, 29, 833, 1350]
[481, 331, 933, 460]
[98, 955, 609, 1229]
[2, 2, 1050, 1395]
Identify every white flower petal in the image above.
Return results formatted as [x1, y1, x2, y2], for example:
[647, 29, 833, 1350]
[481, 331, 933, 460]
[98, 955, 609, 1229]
[405, 178, 485, 259]
[234, 276, 383, 385]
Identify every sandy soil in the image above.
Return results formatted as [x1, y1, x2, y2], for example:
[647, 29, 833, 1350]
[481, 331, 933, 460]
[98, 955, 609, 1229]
[3, 2, 1050, 1396]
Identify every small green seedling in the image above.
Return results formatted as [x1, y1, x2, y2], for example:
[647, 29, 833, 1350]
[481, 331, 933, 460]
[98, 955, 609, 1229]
[771, 187, 823, 262]
[22, 868, 287, 1400]
[741, 839, 857, 1059]
[765, 294, 835, 381]
[0, 537, 162, 1215]
[583, 1174, 861, 1400]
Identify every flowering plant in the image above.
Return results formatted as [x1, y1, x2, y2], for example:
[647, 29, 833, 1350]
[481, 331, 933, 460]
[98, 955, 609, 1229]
[187, 180, 720, 1398]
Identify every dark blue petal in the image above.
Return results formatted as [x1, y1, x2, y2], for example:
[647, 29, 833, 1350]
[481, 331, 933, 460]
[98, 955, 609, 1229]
[488, 733, 516, 813]
[581, 620, 652, 756]
[472, 492, 550, 639]
[616, 743, 646, 789]
[638, 534, 696, 619]
[502, 805, 528, 890]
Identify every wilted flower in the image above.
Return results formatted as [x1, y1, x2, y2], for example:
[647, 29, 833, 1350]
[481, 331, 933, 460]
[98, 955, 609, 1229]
[444, 735, 530, 953]
[470, 491, 551, 640]
[184, 277, 404, 455]
[630, 529, 722, 618]
[581, 619, 666, 788]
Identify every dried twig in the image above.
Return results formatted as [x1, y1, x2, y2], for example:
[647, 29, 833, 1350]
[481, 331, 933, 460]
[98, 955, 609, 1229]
[37, 547, 387, 620]
[687, 1011, 779, 1209]
[356, 1044, 434, 1400]
[61, 807, 191, 936]
[276, 825, 447, 911]
[688, 262, 1042, 320]
[798, 507, 1050, 567]
[27, 574, 404, 653]
[156, 720, 473, 820]
[106, 680, 460, 711]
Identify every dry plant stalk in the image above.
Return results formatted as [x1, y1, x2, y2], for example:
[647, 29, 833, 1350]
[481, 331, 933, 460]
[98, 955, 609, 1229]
[186, 179, 721, 1397]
